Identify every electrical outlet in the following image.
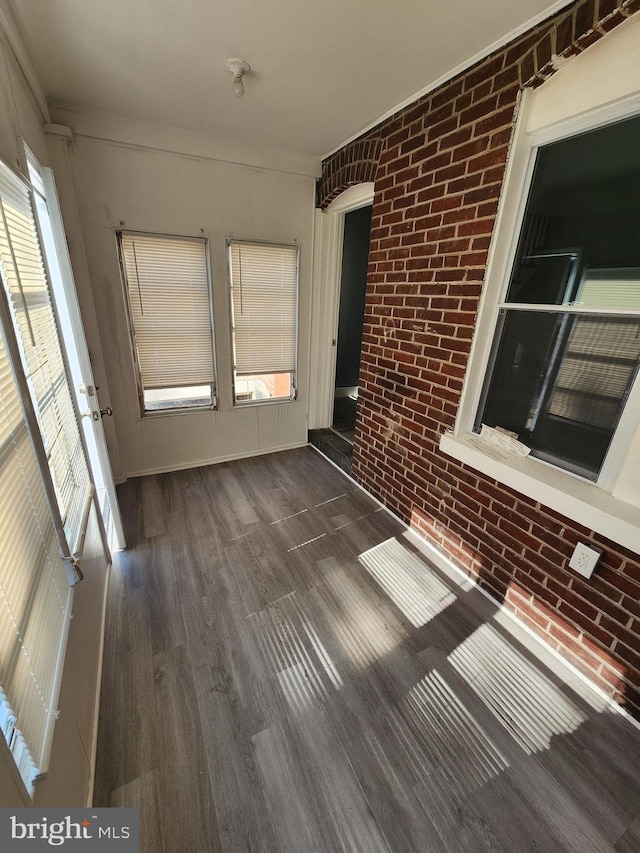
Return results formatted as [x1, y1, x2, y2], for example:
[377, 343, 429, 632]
[569, 542, 602, 579]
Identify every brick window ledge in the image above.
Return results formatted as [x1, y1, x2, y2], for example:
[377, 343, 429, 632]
[440, 432, 640, 555]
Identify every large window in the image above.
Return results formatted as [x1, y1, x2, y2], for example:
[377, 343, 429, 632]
[227, 240, 298, 405]
[118, 232, 216, 413]
[0, 157, 93, 795]
[475, 114, 640, 482]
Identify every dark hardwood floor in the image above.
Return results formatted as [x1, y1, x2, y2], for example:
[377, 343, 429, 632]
[94, 446, 640, 852]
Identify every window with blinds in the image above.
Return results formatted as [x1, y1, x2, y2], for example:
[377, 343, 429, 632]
[0, 325, 73, 796]
[0, 160, 92, 555]
[119, 232, 216, 413]
[228, 240, 298, 404]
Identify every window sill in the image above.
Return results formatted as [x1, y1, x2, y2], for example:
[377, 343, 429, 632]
[233, 397, 295, 408]
[140, 404, 217, 419]
[440, 432, 640, 554]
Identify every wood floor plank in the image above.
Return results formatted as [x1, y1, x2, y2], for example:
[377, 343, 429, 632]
[413, 771, 500, 853]
[288, 703, 393, 853]
[141, 474, 166, 538]
[213, 555, 284, 735]
[151, 645, 221, 852]
[117, 476, 144, 550]
[226, 529, 295, 617]
[252, 720, 336, 853]
[94, 446, 640, 853]
[322, 689, 446, 853]
[615, 820, 640, 852]
[192, 665, 279, 853]
[467, 767, 612, 853]
[218, 466, 261, 528]
[109, 770, 164, 853]
[145, 534, 187, 655]
[94, 579, 157, 799]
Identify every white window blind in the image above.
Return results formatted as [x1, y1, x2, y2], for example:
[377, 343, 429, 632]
[228, 241, 298, 375]
[547, 316, 640, 430]
[120, 233, 215, 389]
[0, 161, 91, 554]
[576, 268, 640, 310]
[0, 328, 73, 795]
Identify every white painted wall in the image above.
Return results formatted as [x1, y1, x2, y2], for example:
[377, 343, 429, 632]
[55, 110, 319, 479]
[0, 29, 109, 806]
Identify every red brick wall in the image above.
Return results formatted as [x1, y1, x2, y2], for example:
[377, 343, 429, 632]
[319, 0, 640, 717]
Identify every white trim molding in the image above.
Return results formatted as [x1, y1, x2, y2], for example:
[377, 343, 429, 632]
[49, 105, 322, 179]
[308, 183, 374, 429]
[321, 0, 574, 159]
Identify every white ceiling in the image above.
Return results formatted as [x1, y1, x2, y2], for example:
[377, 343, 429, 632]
[11, 0, 568, 158]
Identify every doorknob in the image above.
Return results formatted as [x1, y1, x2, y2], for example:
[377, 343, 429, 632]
[100, 407, 113, 418]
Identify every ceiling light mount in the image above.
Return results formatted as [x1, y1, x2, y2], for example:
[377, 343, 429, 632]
[225, 58, 250, 98]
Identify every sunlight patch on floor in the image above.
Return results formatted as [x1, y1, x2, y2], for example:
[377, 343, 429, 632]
[449, 622, 587, 754]
[315, 559, 400, 668]
[359, 537, 457, 628]
[399, 670, 509, 790]
[250, 593, 342, 714]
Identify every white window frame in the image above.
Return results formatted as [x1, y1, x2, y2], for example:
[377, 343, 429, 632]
[226, 238, 299, 407]
[117, 230, 217, 417]
[440, 34, 640, 554]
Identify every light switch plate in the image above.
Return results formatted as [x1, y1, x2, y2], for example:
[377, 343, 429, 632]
[569, 542, 602, 579]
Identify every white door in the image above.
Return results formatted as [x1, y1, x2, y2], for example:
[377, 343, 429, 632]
[31, 159, 126, 550]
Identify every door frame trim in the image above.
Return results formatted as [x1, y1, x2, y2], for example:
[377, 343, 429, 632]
[308, 183, 374, 429]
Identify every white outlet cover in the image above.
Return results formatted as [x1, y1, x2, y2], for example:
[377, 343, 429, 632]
[569, 542, 602, 579]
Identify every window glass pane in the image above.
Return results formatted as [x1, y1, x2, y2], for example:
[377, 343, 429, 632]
[143, 385, 212, 411]
[506, 114, 640, 306]
[477, 311, 640, 480]
[234, 373, 292, 403]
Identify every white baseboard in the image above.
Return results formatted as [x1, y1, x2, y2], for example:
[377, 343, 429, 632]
[123, 440, 309, 480]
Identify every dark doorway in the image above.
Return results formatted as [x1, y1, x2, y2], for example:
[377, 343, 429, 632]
[332, 204, 372, 443]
